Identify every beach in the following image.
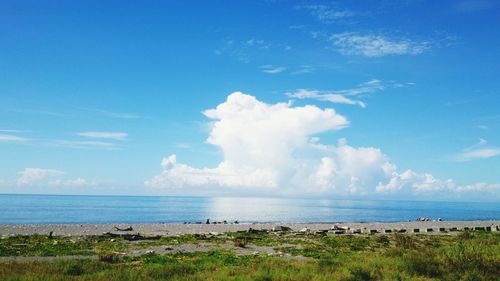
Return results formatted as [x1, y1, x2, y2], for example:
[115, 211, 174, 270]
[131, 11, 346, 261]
[1, 220, 498, 237]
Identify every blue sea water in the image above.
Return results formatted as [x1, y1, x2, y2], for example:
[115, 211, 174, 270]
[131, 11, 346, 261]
[0, 194, 498, 224]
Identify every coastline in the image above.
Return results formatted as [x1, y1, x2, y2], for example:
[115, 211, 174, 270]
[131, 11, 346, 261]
[1, 220, 499, 236]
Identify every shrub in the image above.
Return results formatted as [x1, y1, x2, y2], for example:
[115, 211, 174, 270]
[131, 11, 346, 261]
[403, 250, 442, 277]
[234, 238, 248, 248]
[98, 252, 120, 263]
[394, 234, 416, 249]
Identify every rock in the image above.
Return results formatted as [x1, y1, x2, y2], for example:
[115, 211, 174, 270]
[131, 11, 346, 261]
[146, 250, 155, 255]
[252, 251, 259, 256]
[331, 225, 349, 230]
[248, 228, 267, 234]
[113, 226, 133, 231]
[209, 231, 219, 236]
[299, 228, 310, 233]
[272, 226, 292, 232]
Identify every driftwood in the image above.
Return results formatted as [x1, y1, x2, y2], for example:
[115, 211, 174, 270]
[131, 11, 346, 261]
[113, 226, 133, 231]
[104, 232, 161, 241]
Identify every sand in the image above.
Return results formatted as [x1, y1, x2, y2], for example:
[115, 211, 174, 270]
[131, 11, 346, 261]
[0, 220, 498, 237]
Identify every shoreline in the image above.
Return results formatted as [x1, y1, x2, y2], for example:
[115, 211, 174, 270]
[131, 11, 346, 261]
[1, 220, 499, 237]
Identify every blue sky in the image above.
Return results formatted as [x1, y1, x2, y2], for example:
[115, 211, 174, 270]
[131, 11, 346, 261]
[0, 0, 499, 201]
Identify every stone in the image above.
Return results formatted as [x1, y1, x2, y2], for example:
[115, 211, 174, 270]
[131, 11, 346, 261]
[272, 226, 292, 232]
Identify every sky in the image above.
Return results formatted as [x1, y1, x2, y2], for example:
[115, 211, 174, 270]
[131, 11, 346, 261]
[0, 0, 499, 201]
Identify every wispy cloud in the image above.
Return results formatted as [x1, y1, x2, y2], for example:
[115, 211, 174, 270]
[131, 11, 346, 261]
[330, 33, 430, 57]
[287, 89, 366, 108]
[298, 4, 354, 23]
[175, 143, 191, 149]
[77, 131, 128, 141]
[338, 79, 386, 96]
[453, 0, 494, 13]
[9, 109, 73, 117]
[49, 178, 93, 187]
[0, 134, 28, 142]
[286, 80, 414, 108]
[17, 168, 64, 186]
[476, 125, 488, 130]
[215, 38, 291, 64]
[455, 138, 500, 162]
[291, 65, 315, 75]
[84, 109, 140, 119]
[17, 167, 93, 187]
[0, 129, 31, 133]
[260, 65, 287, 74]
[52, 140, 120, 150]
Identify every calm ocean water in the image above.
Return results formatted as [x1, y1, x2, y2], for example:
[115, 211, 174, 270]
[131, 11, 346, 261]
[0, 194, 498, 224]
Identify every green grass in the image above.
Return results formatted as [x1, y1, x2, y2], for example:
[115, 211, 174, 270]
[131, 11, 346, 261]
[0, 234, 126, 256]
[0, 231, 498, 280]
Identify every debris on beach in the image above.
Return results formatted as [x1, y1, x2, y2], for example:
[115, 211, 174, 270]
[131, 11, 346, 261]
[272, 226, 292, 232]
[113, 226, 133, 231]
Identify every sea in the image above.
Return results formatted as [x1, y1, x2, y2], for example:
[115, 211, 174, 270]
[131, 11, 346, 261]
[0, 194, 498, 224]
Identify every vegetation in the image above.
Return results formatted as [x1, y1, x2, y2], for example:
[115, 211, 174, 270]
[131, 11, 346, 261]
[0, 230, 498, 280]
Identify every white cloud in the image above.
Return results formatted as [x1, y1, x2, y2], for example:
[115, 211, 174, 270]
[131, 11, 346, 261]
[454, 0, 494, 13]
[376, 170, 499, 198]
[0, 129, 30, 133]
[457, 148, 500, 161]
[286, 89, 366, 108]
[146, 92, 499, 199]
[291, 65, 314, 75]
[17, 168, 93, 188]
[0, 134, 28, 142]
[17, 168, 64, 185]
[330, 33, 430, 57]
[285, 79, 412, 107]
[339, 79, 385, 96]
[455, 138, 500, 161]
[476, 125, 488, 130]
[376, 170, 454, 193]
[146, 92, 355, 192]
[299, 4, 353, 23]
[84, 109, 140, 119]
[260, 65, 287, 74]
[52, 140, 119, 149]
[77, 131, 128, 140]
[49, 178, 92, 187]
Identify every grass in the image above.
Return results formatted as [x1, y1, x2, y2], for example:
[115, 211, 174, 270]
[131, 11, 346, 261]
[0, 231, 498, 280]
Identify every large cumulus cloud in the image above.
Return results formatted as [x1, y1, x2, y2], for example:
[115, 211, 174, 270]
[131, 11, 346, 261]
[145, 92, 499, 199]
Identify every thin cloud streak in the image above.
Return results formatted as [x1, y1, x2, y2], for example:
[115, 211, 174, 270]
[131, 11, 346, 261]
[0, 134, 29, 142]
[77, 131, 128, 141]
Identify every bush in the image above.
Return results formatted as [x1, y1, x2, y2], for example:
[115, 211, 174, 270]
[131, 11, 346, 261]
[98, 252, 120, 263]
[403, 250, 442, 277]
[394, 234, 416, 249]
[234, 238, 248, 248]
[64, 261, 85, 276]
